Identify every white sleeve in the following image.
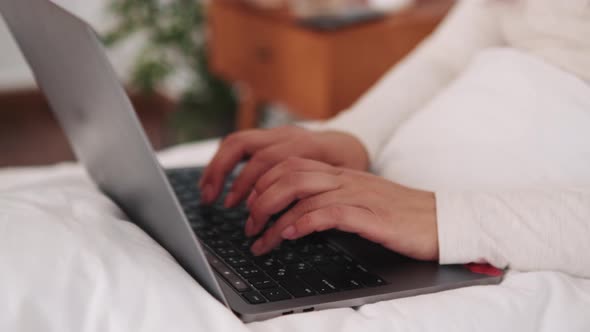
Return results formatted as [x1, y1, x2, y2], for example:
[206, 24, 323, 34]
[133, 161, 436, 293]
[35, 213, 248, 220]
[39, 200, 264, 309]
[436, 189, 590, 278]
[311, 0, 505, 161]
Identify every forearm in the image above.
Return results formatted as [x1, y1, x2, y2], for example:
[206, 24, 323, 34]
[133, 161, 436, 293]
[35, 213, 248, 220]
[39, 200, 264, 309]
[436, 188, 590, 278]
[312, 0, 505, 161]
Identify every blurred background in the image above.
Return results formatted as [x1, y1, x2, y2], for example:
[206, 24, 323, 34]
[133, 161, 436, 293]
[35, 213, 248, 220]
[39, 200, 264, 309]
[0, 0, 452, 167]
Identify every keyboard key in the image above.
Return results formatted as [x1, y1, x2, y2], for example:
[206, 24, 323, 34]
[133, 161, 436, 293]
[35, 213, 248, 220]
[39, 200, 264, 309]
[223, 209, 248, 221]
[331, 276, 363, 290]
[190, 221, 207, 232]
[280, 278, 316, 298]
[232, 239, 254, 252]
[356, 272, 386, 287]
[261, 288, 292, 302]
[330, 254, 355, 265]
[199, 229, 218, 240]
[226, 272, 251, 292]
[205, 238, 231, 249]
[278, 251, 301, 264]
[236, 265, 264, 279]
[183, 200, 202, 210]
[176, 192, 195, 202]
[210, 215, 227, 224]
[256, 257, 283, 271]
[227, 230, 246, 240]
[212, 204, 229, 214]
[353, 263, 370, 273]
[309, 254, 329, 266]
[226, 256, 250, 268]
[249, 276, 277, 290]
[300, 273, 338, 294]
[295, 244, 316, 257]
[242, 291, 267, 304]
[348, 263, 386, 286]
[214, 247, 239, 258]
[266, 267, 288, 280]
[316, 263, 364, 289]
[206, 252, 251, 292]
[217, 223, 239, 233]
[282, 239, 306, 249]
[317, 262, 347, 276]
[185, 212, 202, 222]
[286, 262, 313, 274]
[309, 243, 337, 256]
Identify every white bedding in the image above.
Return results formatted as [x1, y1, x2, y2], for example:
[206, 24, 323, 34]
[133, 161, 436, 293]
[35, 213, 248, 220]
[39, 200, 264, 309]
[1, 144, 589, 332]
[2, 53, 590, 330]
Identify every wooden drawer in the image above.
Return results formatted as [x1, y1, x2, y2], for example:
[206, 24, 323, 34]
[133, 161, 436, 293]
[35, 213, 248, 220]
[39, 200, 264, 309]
[208, 2, 333, 119]
[208, 0, 453, 123]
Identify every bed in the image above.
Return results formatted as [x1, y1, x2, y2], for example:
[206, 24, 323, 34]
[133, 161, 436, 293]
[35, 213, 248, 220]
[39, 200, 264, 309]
[0, 139, 588, 332]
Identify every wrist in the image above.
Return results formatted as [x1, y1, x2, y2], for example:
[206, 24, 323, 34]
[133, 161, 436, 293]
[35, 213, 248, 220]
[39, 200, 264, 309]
[421, 191, 439, 261]
[403, 189, 439, 261]
[317, 131, 370, 171]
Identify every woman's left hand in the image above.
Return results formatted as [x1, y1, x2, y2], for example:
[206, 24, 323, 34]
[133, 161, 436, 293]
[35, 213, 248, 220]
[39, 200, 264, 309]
[245, 157, 439, 261]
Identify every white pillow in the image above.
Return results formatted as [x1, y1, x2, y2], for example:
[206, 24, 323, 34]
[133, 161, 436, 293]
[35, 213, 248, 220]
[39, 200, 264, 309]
[376, 48, 590, 191]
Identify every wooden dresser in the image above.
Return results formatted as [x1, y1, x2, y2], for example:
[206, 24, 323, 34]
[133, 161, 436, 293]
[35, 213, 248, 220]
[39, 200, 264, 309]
[207, 0, 454, 129]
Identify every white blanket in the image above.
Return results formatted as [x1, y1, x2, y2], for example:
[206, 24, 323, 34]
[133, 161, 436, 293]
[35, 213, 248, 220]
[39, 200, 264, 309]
[1, 144, 589, 331]
[2, 55, 590, 330]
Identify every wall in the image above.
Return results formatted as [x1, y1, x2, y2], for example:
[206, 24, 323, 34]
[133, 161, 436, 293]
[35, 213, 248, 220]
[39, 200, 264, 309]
[0, 0, 138, 91]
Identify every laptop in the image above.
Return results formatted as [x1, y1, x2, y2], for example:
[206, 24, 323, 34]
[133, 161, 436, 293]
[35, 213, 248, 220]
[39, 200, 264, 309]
[0, 0, 503, 322]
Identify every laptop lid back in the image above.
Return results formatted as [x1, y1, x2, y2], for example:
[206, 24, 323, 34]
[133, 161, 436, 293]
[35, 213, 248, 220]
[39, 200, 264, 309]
[0, 0, 228, 306]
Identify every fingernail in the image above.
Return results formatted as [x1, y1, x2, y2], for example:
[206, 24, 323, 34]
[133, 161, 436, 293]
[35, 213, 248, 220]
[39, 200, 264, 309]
[281, 225, 297, 240]
[246, 190, 257, 208]
[251, 239, 264, 256]
[224, 192, 236, 208]
[245, 217, 254, 237]
[202, 184, 213, 204]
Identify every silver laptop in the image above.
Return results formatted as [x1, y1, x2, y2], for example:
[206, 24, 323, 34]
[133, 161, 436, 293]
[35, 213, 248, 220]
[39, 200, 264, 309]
[0, 0, 502, 322]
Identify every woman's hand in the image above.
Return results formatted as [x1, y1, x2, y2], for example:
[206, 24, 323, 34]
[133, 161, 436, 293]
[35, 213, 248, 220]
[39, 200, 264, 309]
[199, 126, 369, 207]
[246, 157, 439, 261]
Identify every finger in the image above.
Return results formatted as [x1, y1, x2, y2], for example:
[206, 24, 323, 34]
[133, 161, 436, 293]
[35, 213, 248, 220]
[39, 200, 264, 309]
[202, 126, 296, 188]
[199, 130, 275, 204]
[253, 157, 340, 196]
[201, 131, 268, 192]
[248, 172, 341, 237]
[246, 190, 258, 209]
[251, 205, 376, 255]
[223, 143, 292, 208]
[250, 192, 341, 239]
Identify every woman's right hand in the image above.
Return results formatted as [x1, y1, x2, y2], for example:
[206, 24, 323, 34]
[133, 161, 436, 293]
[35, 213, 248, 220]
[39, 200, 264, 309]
[198, 125, 369, 207]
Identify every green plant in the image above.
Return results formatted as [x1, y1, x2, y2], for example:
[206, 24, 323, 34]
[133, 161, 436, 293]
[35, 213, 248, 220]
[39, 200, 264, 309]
[103, 0, 237, 142]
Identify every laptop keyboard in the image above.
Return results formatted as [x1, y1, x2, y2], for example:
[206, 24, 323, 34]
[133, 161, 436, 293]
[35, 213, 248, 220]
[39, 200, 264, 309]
[166, 167, 386, 305]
